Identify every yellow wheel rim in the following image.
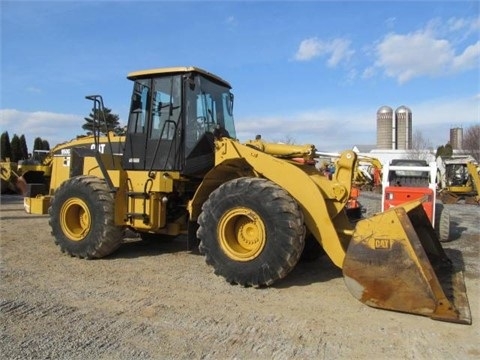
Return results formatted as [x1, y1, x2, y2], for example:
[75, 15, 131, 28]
[218, 207, 266, 261]
[60, 197, 91, 241]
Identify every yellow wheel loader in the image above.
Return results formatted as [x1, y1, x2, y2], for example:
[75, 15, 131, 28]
[22, 67, 471, 324]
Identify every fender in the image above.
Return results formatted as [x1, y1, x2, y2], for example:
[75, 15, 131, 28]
[190, 138, 358, 268]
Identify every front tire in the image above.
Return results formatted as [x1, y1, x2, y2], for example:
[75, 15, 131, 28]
[197, 177, 305, 287]
[300, 233, 325, 262]
[49, 176, 123, 258]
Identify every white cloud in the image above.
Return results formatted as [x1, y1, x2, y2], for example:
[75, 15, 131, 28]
[371, 17, 480, 83]
[294, 37, 323, 61]
[294, 37, 354, 67]
[236, 107, 377, 151]
[452, 41, 480, 71]
[328, 38, 355, 67]
[408, 94, 479, 147]
[2, 94, 477, 155]
[374, 30, 453, 83]
[447, 17, 469, 32]
[0, 109, 83, 149]
[235, 95, 478, 151]
[447, 16, 480, 38]
[410, 94, 479, 126]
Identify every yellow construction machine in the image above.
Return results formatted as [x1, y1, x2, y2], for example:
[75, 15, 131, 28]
[353, 155, 382, 192]
[437, 156, 480, 205]
[0, 159, 21, 194]
[0, 132, 124, 203]
[20, 67, 471, 324]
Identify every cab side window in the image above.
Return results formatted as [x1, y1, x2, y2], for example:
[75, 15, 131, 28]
[128, 81, 150, 134]
[150, 77, 181, 140]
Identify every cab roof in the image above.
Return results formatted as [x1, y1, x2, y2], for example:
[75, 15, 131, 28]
[127, 66, 231, 88]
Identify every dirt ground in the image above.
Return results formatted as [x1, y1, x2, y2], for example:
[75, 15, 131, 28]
[1, 192, 479, 360]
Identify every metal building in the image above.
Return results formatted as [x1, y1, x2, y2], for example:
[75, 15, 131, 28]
[376, 106, 394, 149]
[395, 105, 412, 150]
[450, 127, 463, 149]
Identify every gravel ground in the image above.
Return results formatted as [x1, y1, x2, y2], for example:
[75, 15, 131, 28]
[1, 192, 479, 360]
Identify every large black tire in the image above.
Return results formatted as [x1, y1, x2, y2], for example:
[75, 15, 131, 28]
[197, 177, 305, 287]
[49, 176, 123, 258]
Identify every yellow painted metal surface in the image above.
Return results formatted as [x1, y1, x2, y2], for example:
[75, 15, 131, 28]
[190, 137, 472, 323]
[60, 197, 92, 241]
[127, 66, 231, 88]
[123, 170, 179, 193]
[343, 201, 471, 324]
[190, 138, 357, 267]
[0, 161, 20, 193]
[23, 196, 51, 215]
[49, 156, 72, 194]
[467, 162, 480, 203]
[47, 149, 183, 230]
[245, 139, 316, 162]
[217, 207, 267, 261]
[127, 192, 165, 230]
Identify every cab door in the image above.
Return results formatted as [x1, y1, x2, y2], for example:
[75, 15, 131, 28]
[123, 79, 150, 170]
[145, 76, 183, 171]
[123, 76, 183, 171]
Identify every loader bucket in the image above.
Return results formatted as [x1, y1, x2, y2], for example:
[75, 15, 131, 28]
[343, 200, 471, 324]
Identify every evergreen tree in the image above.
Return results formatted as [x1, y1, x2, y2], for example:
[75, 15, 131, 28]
[10, 134, 23, 162]
[444, 143, 453, 157]
[435, 143, 454, 158]
[1, 131, 12, 161]
[20, 134, 29, 159]
[33, 137, 43, 151]
[33, 137, 51, 151]
[435, 145, 445, 158]
[113, 124, 127, 136]
[41, 139, 50, 150]
[82, 107, 120, 135]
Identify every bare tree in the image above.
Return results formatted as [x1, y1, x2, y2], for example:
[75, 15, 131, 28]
[272, 134, 297, 144]
[407, 130, 433, 160]
[462, 124, 480, 162]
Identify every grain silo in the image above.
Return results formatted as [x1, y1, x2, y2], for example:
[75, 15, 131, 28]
[376, 106, 394, 149]
[450, 127, 463, 149]
[395, 105, 412, 150]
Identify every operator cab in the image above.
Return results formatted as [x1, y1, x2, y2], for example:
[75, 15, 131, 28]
[123, 67, 236, 177]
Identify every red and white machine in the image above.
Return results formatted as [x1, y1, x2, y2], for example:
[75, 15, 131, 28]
[382, 159, 450, 241]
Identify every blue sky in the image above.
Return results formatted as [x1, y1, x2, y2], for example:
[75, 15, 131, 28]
[1, 0, 479, 152]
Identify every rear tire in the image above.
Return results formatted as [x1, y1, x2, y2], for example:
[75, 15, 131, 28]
[435, 204, 450, 242]
[49, 176, 123, 258]
[197, 177, 305, 287]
